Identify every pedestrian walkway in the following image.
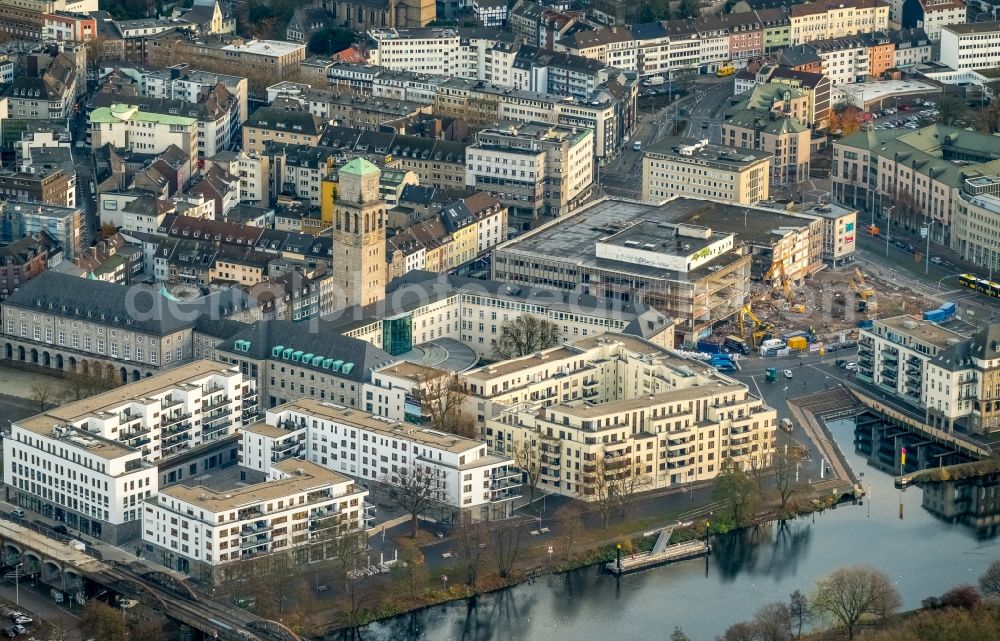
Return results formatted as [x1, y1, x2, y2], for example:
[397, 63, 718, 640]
[788, 388, 859, 490]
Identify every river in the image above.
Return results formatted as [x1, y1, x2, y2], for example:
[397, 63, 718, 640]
[339, 418, 1000, 641]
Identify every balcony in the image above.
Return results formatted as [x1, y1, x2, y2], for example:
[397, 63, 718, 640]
[202, 396, 231, 412]
[582, 389, 599, 399]
[161, 397, 182, 411]
[273, 439, 303, 454]
[540, 454, 561, 466]
[240, 534, 271, 549]
[162, 412, 192, 428]
[582, 379, 598, 388]
[202, 415, 232, 435]
[241, 521, 271, 536]
[162, 420, 191, 436]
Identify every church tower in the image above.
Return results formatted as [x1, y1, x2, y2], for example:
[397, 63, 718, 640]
[331, 158, 386, 309]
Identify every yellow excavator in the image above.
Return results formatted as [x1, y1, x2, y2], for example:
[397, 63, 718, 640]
[850, 267, 877, 312]
[764, 260, 804, 312]
[738, 303, 775, 348]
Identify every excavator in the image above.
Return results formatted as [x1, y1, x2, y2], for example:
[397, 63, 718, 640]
[738, 303, 775, 348]
[850, 267, 877, 312]
[763, 260, 804, 313]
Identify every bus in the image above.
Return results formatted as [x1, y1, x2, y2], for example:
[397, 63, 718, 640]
[959, 273, 1000, 298]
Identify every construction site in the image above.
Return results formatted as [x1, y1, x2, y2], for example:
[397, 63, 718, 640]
[702, 262, 927, 353]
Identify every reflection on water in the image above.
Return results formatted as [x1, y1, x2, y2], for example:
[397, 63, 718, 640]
[921, 473, 1000, 541]
[340, 419, 1000, 641]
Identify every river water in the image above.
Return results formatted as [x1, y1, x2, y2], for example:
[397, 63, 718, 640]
[342, 419, 1000, 641]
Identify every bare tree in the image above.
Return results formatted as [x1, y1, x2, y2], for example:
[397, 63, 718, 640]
[421, 375, 476, 438]
[588, 457, 618, 529]
[980, 559, 1000, 597]
[512, 439, 542, 505]
[611, 463, 651, 519]
[753, 602, 793, 641]
[746, 452, 769, 493]
[774, 447, 807, 513]
[712, 460, 760, 528]
[719, 621, 759, 641]
[811, 566, 901, 640]
[390, 541, 428, 599]
[554, 504, 584, 560]
[789, 588, 812, 638]
[490, 518, 524, 578]
[384, 466, 440, 538]
[492, 315, 560, 360]
[670, 627, 692, 641]
[935, 93, 968, 126]
[64, 370, 117, 402]
[455, 517, 490, 588]
[29, 380, 56, 412]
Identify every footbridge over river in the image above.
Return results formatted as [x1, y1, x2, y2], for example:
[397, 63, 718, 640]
[0, 521, 301, 641]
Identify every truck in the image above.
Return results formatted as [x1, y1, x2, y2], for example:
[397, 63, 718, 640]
[643, 76, 665, 86]
[696, 340, 723, 354]
[723, 335, 750, 355]
[765, 367, 778, 382]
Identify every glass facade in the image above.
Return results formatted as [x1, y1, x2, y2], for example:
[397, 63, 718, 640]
[383, 314, 413, 356]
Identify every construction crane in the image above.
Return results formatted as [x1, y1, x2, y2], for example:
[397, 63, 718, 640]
[738, 304, 775, 348]
[851, 267, 877, 312]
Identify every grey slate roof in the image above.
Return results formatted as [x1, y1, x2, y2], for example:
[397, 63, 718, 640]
[5, 272, 258, 336]
[218, 320, 395, 382]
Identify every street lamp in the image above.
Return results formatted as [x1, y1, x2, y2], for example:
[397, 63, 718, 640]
[923, 219, 938, 275]
[14, 562, 22, 607]
[884, 204, 896, 257]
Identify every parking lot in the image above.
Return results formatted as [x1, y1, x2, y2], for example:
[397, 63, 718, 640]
[868, 99, 940, 131]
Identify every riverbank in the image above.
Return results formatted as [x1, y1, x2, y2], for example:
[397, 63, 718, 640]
[306, 486, 848, 637]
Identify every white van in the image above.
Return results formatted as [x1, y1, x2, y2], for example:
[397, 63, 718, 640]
[633, 140, 642, 152]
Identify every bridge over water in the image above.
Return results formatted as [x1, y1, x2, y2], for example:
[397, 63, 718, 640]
[0, 521, 300, 641]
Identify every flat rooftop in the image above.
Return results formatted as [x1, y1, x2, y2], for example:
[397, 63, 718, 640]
[644, 136, 771, 168]
[498, 197, 744, 280]
[463, 345, 583, 381]
[876, 315, 970, 349]
[601, 220, 719, 255]
[242, 421, 296, 439]
[672, 203, 818, 246]
[273, 398, 486, 454]
[831, 80, 940, 105]
[550, 381, 747, 419]
[16, 361, 238, 443]
[374, 361, 450, 382]
[942, 21, 1000, 35]
[159, 459, 352, 512]
[221, 39, 305, 57]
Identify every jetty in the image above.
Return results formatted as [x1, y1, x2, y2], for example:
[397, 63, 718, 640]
[605, 523, 710, 575]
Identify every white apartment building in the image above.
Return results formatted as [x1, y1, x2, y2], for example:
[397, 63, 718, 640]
[90, 104, 198, 169]
[263, 399, 521, 520]
[789, 0, 890, 45]
[4, 419, 156, 544]
[466, 122, 593, 227]
[940, 22, 1000, 71]
[368, 27, 499, 80]
[2, 361, 255, 543]
[472, 334, 777, 500]
[857, 316, 1000, 435]
[916, 0, 966, 42]
[142, 459, 369, 580]
[641, 136, 772, 205]
[813, 39, 869, 86]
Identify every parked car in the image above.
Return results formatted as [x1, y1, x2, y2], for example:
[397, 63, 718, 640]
[9, 510, 23, 518]
[783, 369, 794, 379]
[10, 616, 29, 625]
[835, 359, 847, 367]
[10, 625, 23, 635]
[930, 256, 944, 264]
[846, 362, 858, 371]
[899, 104, 910, 111]
[53, 525, 68, 535]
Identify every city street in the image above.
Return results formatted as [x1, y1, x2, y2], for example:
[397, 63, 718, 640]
[600, 77, 734, 199]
